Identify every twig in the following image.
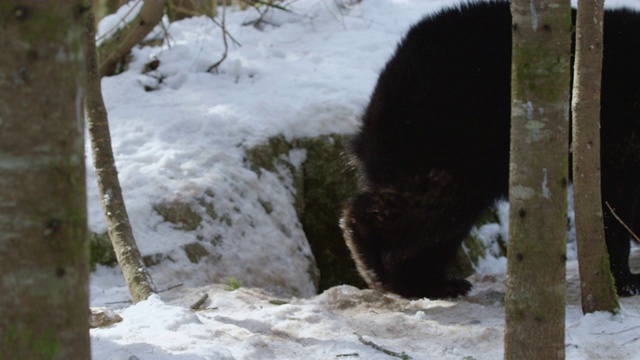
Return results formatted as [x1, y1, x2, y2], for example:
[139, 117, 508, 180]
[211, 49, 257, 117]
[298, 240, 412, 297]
[622, 337, 640, 346]
[242, 0, 284, 29]
[355, 333, 412, 360]
[157, 283, 184, 293]
[605, 202, 640, 242]
[251, 0, 292, 12]
[207, 0, 242, 72]
[190, 293, 209, 310]
[592, 324, 640, 335]
[105, 300, 133, 305]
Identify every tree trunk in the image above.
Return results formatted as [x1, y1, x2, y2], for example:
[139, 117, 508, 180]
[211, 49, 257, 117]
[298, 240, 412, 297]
[0, 2, 90, 359]
[504, 1, 572, 359]
[571, 0, 619, 314]
[98, 0, 167, 77]
[85, 12, 157, 303]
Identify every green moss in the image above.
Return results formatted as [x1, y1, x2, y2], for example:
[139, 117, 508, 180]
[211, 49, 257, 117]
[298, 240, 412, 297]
[597, 254, 620, 313]
[511, 11, 573, 105]
[143, 253, 166, 267]
[90, 232, 168, 269]
[513, 46, 571, 103]
[1, 326, 60, 360]
[198, 196, 218, 220]
[12, 6, 78, 50]
[182, 243, 210, 264]
[89, 232, 117, 270]
[452, 242, 479, 279]
[211, 234, 223, 246]
[298, 134, 365, 291]
[259, 199, 274, 214]
[245, 136, 306, 217]
[219, 213, 233, 227]
[269, 299, 288, 306]
[225, 277, 242, 291]
[451, 208, 506, 278]
[154, 200, 203, 231]
[245, 135, 292, 174]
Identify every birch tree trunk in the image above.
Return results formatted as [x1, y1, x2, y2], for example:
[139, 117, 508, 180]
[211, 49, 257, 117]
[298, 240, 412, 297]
[504, 1, 572, 359]
[0, 2, 90, 358]
[571, 0, 619, 314]
[85, 12, 157, 303]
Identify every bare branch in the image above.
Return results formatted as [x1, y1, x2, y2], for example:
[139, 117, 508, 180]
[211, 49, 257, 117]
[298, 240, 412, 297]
[356, 333, 412, 360]
[605, 201, 640, 242]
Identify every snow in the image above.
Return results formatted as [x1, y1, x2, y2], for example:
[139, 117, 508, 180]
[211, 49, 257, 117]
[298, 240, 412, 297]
[90, 0, 640, 359]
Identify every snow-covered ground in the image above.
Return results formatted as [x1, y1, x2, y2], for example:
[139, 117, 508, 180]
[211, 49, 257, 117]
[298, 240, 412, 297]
[90, 1, 640, 359]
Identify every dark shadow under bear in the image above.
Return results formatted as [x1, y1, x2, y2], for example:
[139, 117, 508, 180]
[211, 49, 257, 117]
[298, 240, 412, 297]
[341, 0, 640, 299]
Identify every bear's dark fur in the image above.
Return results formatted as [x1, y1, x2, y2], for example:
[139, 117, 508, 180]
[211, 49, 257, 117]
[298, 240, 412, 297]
[341, 0, 640, 298]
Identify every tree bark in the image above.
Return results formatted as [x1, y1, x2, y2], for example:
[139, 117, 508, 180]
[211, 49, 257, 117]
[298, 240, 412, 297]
[86, 11, 157, 303]
[504, 1, 572, 359]
[98, 0, 167, 77]
[0, 1, 90, 358]
[571, 0, 619, 314]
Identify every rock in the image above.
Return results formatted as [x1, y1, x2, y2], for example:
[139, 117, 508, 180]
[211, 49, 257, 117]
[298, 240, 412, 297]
[89, 307, 123, 328]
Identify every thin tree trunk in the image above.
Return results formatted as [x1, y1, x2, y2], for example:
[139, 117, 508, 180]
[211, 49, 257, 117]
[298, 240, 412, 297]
[571, 0, 619, 314]
[504, 1, 572, 359]
[98, 0, 167, 77]
[0, 2, 90, 358]
[85, 12, 157, 303]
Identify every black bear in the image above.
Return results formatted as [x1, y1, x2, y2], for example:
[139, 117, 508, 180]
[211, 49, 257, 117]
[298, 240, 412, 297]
[341, 0, 640, 299]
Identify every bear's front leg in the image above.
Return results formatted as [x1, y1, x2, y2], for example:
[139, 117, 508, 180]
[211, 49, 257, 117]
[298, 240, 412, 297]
[341, 188, 474, 299]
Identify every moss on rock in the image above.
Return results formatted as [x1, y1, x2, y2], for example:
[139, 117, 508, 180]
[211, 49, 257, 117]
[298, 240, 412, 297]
[89, 232, 118, 270]
[182, 242, 210, 264]
[297, 134, 367, 291]
[450, 207, 507, 278]
[154, 200, 203, 231]
[245, 135, 305, 218]
[245, 135, 291, 174]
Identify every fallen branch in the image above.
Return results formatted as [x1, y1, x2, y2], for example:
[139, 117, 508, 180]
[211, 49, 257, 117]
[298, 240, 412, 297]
[105, 300, 133, 305]
[355, 333, 412, 360]
[157, 283, 184, 292]
[190, 293, 209, 310]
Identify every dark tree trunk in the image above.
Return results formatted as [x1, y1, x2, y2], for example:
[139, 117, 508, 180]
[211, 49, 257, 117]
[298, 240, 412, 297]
[0, 1, 90, 358]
